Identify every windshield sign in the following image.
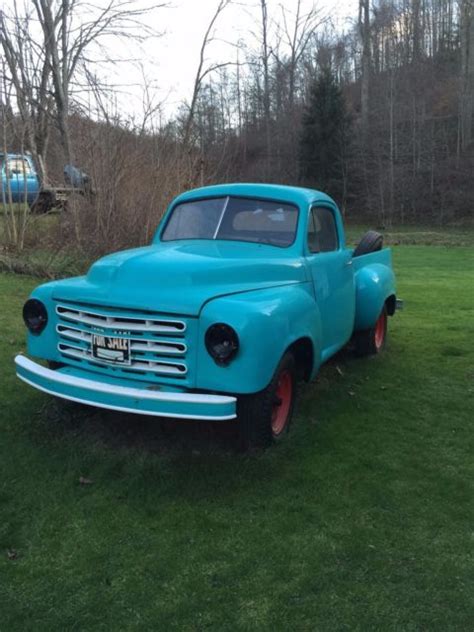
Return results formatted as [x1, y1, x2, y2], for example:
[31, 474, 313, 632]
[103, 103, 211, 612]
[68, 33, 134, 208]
[161, 196, 299, 247]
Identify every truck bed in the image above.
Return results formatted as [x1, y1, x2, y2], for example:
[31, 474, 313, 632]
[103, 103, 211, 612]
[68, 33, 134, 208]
[352, 247, 393, 272]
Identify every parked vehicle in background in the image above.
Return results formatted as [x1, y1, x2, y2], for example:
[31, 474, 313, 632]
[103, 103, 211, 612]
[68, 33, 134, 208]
[1, 153, 39, 207]
[15, 183, 401, 449]
[1, 152, 92, 213]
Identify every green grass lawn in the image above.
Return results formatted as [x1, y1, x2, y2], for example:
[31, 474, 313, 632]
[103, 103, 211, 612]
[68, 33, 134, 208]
[1, 245, 473, 630]
[344, 223, 474, 247]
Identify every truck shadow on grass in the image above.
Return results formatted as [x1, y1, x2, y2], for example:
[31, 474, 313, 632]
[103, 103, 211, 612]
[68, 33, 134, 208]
[41, 397, 242, 456]
[36, 347, 358, 458]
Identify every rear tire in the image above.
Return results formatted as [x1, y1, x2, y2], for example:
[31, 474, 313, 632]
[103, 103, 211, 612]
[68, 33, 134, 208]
[354, 306, 388, 356]
[237, 352, 297, 450]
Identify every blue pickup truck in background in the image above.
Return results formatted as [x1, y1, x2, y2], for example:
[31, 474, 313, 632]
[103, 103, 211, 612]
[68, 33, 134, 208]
[15, 183, 400, 449]
[1, 153, 40, 206]
[1, 152, 91, 213]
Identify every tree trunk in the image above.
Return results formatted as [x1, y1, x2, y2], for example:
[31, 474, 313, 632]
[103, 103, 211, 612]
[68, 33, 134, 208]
[359, 0, 371, 139]
[260, 0, 271, 179]
[460, 0, 474, 151]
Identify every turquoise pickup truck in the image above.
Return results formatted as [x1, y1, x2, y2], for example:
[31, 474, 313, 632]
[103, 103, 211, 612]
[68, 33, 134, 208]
[15, 184, 399, 448]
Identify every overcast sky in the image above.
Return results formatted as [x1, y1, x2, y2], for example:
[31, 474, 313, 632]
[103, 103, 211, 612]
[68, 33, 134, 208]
[97, 0, 358, 120]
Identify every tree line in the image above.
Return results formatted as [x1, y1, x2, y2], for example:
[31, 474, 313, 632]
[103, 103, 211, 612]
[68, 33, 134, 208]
[1, 0, 472, 255]
[188, 0, 473, 226]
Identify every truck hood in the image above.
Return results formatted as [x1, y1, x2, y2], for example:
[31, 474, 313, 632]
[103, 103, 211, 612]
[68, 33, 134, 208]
[51, 241, 307, 315]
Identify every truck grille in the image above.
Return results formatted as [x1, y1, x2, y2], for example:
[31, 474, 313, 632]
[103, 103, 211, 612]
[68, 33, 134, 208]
[55, 303, 191, 382]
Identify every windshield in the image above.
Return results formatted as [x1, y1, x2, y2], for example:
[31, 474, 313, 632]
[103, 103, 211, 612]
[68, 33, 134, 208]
[3, 157, 32, 176]
[161, 196, 299, 248]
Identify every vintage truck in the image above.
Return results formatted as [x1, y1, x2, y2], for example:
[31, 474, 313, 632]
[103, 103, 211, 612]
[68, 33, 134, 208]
[1, 152, 91, 213]
[1, 153, 40, 207]
[15, 183, 399, 448]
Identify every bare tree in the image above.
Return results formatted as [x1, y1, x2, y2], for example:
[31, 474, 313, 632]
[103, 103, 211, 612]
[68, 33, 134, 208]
[4, 0, 165, 167]
[359, 0, 371, 138]
[182, 0, 232, 148]
[279, 0, 326, 111]
[260, 0, 271, 178]
[0, 67, 31, 250]
[460, 0, 474, 151]
[0, 3, 52, 183]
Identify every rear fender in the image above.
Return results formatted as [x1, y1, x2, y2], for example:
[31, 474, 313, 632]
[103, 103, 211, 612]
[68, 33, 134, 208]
[354, 262, 396, 331]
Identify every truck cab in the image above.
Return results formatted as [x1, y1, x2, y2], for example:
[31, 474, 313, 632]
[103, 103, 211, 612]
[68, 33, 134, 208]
[15, 183, 398, 449]
[1, 153, 40, 206]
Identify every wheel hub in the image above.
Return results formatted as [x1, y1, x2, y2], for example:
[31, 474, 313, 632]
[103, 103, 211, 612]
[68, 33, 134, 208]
[374, 311, 386, 350]
[271, 370, 292, 436]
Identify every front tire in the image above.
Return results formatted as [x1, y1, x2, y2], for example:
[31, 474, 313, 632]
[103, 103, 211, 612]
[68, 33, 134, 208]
[237, 352, 297, 450]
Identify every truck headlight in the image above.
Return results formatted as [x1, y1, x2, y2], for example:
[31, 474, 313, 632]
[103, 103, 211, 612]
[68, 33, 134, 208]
[205, 323, 239, 366]
[23, 299, 48, 334]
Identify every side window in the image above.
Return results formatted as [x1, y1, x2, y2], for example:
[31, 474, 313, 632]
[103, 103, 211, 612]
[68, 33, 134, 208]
[307, 206, 338, 253]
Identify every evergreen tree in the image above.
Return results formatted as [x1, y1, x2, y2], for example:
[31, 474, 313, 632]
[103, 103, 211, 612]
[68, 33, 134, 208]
[299, 69, 351, 202]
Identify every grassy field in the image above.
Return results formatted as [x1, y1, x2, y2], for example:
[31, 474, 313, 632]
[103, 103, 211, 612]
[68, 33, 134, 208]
[0, 245, 473, 630]
[345, 223, 474, 247]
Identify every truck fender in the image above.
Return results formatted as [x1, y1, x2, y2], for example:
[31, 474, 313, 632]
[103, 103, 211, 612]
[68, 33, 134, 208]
[196, 283, 322, 394]
[354, 263, 396, 331]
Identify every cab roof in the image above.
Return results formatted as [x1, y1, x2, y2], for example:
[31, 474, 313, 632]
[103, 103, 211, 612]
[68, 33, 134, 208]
[171, 183, 337, 210]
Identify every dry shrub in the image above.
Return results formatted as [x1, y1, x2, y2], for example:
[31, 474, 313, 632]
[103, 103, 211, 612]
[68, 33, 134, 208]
[50, 115, 204, 258]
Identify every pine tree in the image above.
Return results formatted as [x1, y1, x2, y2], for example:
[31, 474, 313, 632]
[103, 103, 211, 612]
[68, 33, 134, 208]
[299, 69, 351, 202]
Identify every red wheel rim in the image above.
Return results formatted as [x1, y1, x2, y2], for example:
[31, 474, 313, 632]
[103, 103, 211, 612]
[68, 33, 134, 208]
[271, 370, 293, 436]
[374, 311, 386, 350]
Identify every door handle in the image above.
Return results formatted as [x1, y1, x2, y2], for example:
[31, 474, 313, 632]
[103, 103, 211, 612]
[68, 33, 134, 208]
[345, 259, 353, 266]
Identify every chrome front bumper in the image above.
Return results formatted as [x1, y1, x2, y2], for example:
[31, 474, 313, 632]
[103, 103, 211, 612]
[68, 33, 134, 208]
[15, 355, 236, 421]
